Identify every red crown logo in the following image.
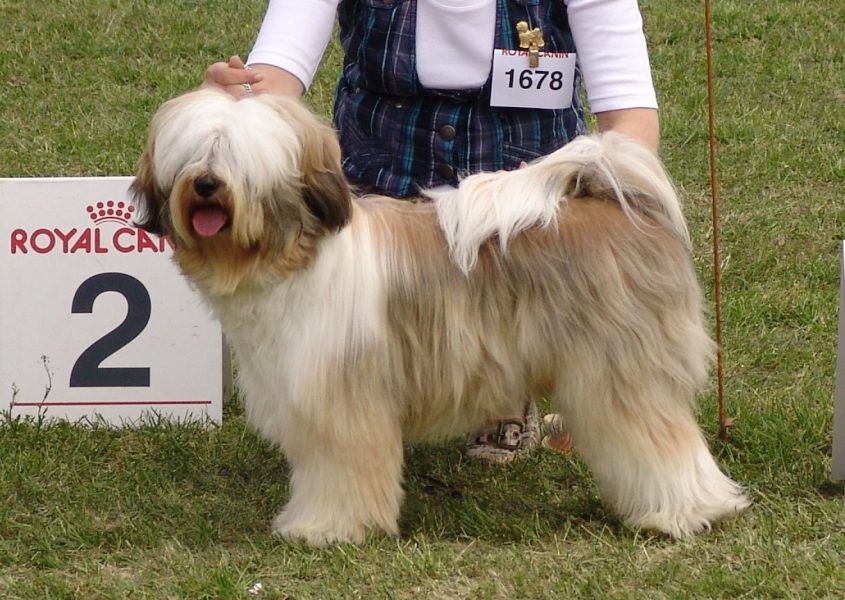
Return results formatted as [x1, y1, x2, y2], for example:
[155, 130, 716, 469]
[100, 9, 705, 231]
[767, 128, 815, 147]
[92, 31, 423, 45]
[86, 201, 134, 225]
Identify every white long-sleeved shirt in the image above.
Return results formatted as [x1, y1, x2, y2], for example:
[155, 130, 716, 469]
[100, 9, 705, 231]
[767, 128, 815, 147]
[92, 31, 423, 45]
[247, 0, 657, 112]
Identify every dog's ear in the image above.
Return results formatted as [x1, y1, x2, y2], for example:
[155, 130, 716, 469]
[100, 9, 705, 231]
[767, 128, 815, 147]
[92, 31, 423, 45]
[296, 114, 352, 231]
[130, 143, 167, 235]
[263, 96, 352, 231]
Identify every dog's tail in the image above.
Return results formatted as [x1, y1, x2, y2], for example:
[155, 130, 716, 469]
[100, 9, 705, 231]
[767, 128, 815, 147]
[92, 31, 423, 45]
[433, 133, 689, 274]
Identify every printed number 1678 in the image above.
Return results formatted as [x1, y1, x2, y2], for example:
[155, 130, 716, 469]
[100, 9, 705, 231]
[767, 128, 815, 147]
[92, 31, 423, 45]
[505, 69, 565, 91]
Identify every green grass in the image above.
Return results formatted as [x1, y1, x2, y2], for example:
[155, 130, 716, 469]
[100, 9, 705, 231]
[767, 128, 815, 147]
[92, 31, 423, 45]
[2, 0, 844, 597]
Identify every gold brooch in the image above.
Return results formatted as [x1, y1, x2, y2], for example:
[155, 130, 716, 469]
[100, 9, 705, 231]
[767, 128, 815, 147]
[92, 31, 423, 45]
[516, 21, 545, 68]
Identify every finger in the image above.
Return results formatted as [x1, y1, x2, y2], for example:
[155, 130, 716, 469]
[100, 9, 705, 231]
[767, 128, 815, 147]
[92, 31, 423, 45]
[205, 62, 237, 86]
[243, 69, 263, 83]
[224, 55, 264, 83]
[205, 63, 260, 86]
[236, 82, 255, 99]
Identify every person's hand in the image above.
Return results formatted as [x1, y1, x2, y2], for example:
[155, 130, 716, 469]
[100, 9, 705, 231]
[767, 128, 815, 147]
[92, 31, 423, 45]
[595, 107, 660, 153]
[205, 56, 306, 99]
[204, 55, 265, 99]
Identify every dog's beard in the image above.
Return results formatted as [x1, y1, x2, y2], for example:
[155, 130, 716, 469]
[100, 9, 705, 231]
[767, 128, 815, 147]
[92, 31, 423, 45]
[171, 187, 325, 296]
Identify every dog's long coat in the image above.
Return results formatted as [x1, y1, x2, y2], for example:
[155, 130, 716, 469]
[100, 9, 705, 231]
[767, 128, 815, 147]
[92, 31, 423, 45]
[132, 89, 749, 545]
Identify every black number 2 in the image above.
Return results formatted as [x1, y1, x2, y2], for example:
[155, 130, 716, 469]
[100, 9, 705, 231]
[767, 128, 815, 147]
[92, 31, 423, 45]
[70, 272, 151, 387]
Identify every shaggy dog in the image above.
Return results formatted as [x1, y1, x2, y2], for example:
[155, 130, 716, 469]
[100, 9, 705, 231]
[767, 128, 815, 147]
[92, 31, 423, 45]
[132, 88, 749, 545]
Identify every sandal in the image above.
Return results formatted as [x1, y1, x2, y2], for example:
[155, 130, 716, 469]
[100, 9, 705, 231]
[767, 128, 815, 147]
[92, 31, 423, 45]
[466, 401, 541, 464]
[541, 413, 574, 454]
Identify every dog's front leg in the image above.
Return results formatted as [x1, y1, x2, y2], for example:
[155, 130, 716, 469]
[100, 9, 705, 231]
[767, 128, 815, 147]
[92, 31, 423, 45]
[272, 406, 405, 546]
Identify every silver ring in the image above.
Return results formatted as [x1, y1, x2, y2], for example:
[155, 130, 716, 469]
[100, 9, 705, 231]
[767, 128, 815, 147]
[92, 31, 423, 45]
[242, 82, 254, 96]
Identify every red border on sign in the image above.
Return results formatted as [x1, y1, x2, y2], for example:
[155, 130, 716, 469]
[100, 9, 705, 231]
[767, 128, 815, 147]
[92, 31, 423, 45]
[13, 400, 212, 406]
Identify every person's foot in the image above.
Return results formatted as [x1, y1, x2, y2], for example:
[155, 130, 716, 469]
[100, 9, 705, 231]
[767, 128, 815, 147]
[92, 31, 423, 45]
[466, 401, 541, 464]
[541, 413, 574, 454]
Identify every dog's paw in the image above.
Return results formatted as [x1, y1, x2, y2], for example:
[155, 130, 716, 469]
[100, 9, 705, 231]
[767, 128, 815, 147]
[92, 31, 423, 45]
[627, 490, 751, 539]
[271, 512, 367, 546]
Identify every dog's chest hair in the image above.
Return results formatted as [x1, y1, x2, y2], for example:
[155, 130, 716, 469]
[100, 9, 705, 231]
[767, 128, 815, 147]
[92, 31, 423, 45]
[212, 221, 387, 403]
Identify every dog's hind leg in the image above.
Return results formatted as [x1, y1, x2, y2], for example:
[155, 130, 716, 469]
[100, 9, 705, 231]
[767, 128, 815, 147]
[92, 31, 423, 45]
[271, 402, 405, 546]
[554, 361, 750, 538]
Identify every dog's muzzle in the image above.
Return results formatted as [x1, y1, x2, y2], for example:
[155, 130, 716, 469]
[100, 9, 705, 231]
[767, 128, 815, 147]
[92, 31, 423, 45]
[193, 175, 220, 198]
[190, 175, 230, 237]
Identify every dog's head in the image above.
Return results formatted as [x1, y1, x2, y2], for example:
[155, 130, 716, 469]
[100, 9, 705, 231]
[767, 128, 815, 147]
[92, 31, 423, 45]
[131, 88, 351, 295]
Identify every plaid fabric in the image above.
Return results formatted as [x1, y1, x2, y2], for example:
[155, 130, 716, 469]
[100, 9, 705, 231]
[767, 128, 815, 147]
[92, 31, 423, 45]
[335, 0, 586, 198]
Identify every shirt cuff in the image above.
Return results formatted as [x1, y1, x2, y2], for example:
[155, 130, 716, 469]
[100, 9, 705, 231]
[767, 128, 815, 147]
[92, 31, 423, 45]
[246, 51, 312, 91]
[587, 93, 659, 114]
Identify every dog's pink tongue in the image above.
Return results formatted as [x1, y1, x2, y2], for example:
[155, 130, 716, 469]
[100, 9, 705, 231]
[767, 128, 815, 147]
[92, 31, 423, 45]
[192, 206, 228, 237]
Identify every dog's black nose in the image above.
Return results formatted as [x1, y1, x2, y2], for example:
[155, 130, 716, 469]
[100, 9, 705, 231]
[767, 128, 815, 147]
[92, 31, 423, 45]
[193, 175, 219, 198]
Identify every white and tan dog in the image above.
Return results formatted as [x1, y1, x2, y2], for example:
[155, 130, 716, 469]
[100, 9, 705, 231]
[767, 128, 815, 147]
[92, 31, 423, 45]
[132, 88, 749, 545]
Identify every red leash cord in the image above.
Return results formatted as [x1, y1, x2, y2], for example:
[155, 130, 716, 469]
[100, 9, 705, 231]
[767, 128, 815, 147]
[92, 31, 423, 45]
[703, 0, 732, 440]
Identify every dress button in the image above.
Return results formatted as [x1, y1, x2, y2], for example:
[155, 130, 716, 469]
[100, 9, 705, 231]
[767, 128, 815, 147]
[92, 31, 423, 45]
[439, 124, 456, 141]
[438, 164, 455, 179]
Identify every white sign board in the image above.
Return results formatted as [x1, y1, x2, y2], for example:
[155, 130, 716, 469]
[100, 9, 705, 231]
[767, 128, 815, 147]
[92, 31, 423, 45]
[0, 178, 222, 425]
[832, 241, 845, 481]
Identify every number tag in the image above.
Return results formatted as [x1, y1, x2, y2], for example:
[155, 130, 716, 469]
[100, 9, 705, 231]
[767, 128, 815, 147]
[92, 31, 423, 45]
[490, 49, 576, 110]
